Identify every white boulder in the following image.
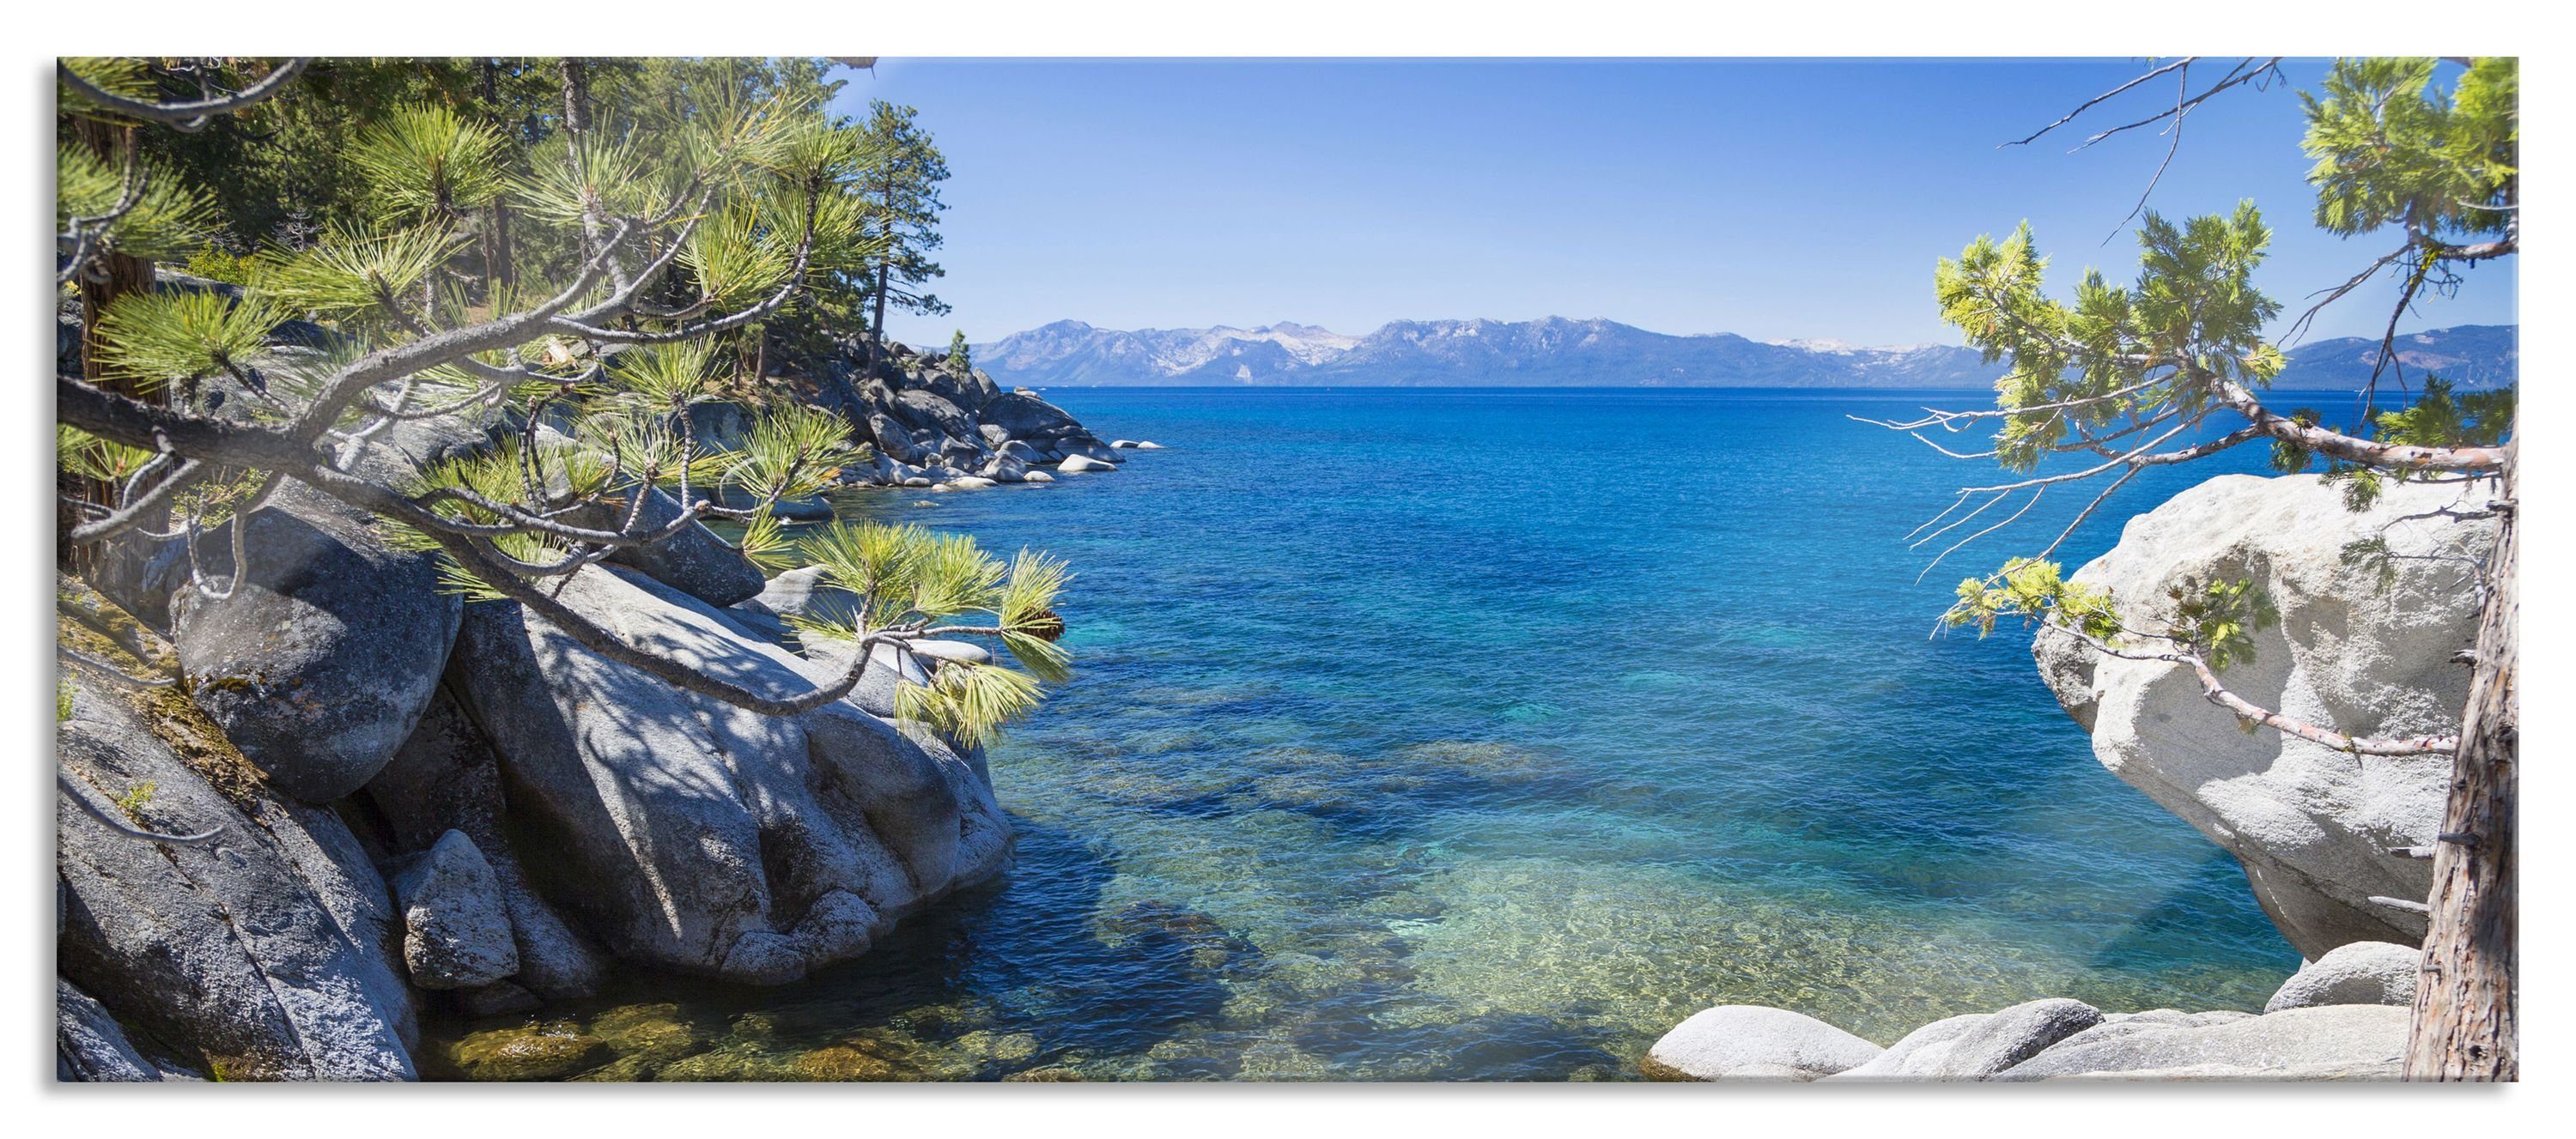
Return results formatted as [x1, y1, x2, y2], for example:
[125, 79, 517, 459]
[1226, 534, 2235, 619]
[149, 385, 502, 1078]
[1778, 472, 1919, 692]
[1640, 1005, 1883, 1081]
[2266, 941, 2422, 1012]
[2033, 474, 2494, 957]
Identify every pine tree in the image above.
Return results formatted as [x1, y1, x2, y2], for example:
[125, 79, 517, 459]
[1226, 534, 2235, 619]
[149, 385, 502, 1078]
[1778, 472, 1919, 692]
[855, 100, 950, 375]
[1887, 57, 2517, 1080]
[57, 57, 1068, 756]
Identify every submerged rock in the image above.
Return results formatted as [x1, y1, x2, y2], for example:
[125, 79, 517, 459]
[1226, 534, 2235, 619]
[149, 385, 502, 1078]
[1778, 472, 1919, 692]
[2033, 475, 2493, 957]
[445, 1021, 612, 1081]
[1640, 1005, 1883, 1081]
[1058, 454, 1114, 474]
[2265, 941, 2422, 1012]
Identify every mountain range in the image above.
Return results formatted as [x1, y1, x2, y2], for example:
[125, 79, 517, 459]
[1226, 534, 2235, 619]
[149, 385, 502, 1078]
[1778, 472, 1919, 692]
[974, 318, 2517, 391]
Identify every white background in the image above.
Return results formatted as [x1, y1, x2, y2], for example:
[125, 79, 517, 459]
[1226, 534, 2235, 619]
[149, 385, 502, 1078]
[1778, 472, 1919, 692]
[10, 2, 2567, 1129]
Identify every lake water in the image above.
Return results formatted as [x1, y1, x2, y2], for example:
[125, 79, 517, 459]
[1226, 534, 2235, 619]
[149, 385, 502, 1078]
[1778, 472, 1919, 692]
[440, 387, 2311, 1081]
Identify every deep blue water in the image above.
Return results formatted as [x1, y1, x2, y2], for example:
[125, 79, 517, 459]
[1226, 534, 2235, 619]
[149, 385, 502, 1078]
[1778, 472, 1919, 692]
[458, 387, 2314, 1081]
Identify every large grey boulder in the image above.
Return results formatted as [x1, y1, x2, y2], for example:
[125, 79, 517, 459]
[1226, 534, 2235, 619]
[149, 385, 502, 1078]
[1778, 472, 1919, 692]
[1995, 1004, 2407, 1081]
[389, 830, 520, 990]
[167, 480, 464, 803]
[446, 564, 1011, 985]
[2266, 941, 2422, 1012]
[58, 979, 159, 1082]
[891, 388, 984, 454]
[361, 684, 608, 1001]
[58, 657, 418, 1081]
[1640, 1005, 1883, 1081]
[978, 391, 1085, 443]
[2034, 475, 2494, 957]
[566, 483, 766, 608]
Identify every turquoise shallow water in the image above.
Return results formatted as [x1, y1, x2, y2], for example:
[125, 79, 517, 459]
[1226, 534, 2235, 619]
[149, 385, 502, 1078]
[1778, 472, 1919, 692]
[434, 387, 2312, 1081]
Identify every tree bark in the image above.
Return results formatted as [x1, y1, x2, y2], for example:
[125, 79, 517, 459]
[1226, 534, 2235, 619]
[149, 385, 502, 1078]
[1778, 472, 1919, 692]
[2405, 442, 2518, 1081]
[477, 58, 515, 301]
[869, 259, 890, 379]
[63, 114, 159, 572]
[557, 58, 590, 136]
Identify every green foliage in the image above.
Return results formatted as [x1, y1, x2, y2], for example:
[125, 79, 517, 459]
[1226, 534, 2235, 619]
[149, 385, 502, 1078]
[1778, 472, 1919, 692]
[1934, 206, 2281, 472]
[57, 141, 219, 263]
[58, 681, 76, 723]
[681, 203, 800, 309]
[717, 401, 865, 504]
[733, 510, 799, 574]
[1945, 557, 2123, 643]
[182, 244, 253, 285]
[58, 425, 158, 484]
[788, 521, 1072, 743]
[2341, 535, 2401, 593]
[349, 104, 508, 221]
[91, 288, 286, 394]
[381, 439, 605, 601]
[895, 661, 1045, 748]
[112, 781, 159, 817]
[1947, 557, 2277, 675]
[947, 330, 973, 375]
[2164, 576, 2277, 671]
[169, 466, 274, 530]
[2273, 379, 2514, 511]
[2324, 466, 2385, 512]
[2303, 58, 2517, 242]
[250, 221, 468, 324]
[2373, 377, 2514, 451]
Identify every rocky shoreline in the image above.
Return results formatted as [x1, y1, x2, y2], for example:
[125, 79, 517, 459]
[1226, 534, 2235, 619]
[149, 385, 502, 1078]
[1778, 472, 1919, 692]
[55, 306, 1151, 1079]
[1642, 474, 2489, 1082]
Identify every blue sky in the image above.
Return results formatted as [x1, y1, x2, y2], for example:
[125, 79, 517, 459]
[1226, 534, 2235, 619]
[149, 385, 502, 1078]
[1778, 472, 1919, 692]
[829, 58, 2516, 348]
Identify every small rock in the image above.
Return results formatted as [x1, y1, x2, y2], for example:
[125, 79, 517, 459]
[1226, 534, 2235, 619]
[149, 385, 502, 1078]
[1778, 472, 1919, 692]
[1002, 1064, 1085, 1081]
[1110, 439, 1140, 449]
[390, 830, 520, 990]
[793, 1044, 901, 1081]
[1133, 440, 1164, 449]
[908, 639, 994, 668]
[1641, 1005, 1883, 1081]
[2266, 942, 2422, 1012]
[1918, 998, 2102, 1079]
[1058, 455, 1114, 474]
[1022, 471, 1055, 483]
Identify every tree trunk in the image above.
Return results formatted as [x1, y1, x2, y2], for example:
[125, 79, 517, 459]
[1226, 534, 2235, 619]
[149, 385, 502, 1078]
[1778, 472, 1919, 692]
[63, 115, 158, 573]
[558, 58, 590, 136]
[2404, 443, 2518, 1081]
[868, 260, 890, 379]
[477, 58, 515, 302]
